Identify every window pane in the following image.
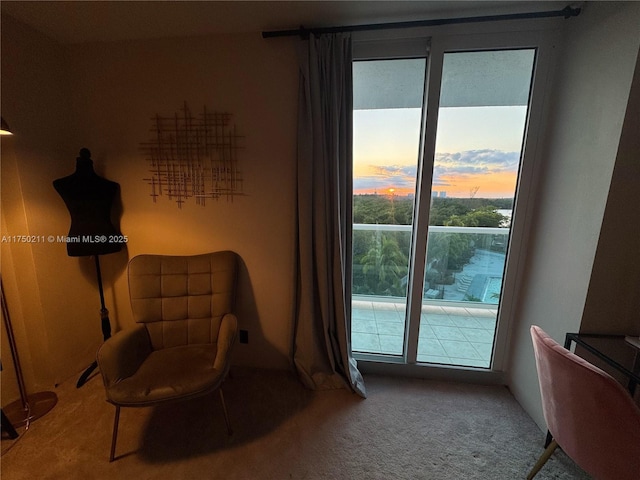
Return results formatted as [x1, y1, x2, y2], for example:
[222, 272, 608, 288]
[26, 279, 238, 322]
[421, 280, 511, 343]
[418, 49, 535, 368]
[352, 58, 425, 355]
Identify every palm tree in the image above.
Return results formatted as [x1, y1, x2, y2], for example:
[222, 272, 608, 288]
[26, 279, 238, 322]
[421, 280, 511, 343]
[361, 236, 408, 296]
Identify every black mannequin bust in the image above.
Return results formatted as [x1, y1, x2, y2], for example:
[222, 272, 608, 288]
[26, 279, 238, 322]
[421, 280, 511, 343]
[53, 148, 122, 257]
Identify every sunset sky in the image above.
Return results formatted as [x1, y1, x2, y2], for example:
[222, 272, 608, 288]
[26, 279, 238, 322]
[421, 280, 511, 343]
[353, 105, 528, 198]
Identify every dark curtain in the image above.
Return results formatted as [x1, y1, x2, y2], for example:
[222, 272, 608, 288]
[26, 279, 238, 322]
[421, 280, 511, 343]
[293, 33, 366, 398]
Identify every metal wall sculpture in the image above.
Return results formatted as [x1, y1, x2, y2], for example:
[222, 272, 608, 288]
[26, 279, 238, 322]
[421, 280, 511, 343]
[140, 103, 243, 207]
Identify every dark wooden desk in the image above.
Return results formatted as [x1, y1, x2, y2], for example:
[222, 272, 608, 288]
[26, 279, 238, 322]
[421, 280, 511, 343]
[564, 333, 640, 396]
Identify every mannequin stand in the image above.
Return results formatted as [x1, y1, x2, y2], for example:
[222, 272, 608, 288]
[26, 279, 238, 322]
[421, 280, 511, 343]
[76, 255, 111, 388]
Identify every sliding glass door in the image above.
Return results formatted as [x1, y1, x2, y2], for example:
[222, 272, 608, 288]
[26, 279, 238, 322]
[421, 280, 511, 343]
[352, 35, 541, 371]
[351, 58, 425, 356]
[415, 49, 535, 367]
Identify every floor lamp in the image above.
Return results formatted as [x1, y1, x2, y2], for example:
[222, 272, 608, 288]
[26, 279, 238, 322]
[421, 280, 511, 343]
[1, 279, 58, 431]
[1, 119, 57, 432]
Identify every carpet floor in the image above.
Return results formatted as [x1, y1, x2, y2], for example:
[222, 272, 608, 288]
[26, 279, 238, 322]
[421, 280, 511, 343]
[1, 367, 589, 479]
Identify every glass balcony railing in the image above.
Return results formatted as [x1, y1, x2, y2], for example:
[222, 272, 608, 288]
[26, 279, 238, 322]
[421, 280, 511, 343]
[353, 224, 509, 306]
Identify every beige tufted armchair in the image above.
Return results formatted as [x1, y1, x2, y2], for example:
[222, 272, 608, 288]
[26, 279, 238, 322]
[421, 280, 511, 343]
[96, 251, 239, 461]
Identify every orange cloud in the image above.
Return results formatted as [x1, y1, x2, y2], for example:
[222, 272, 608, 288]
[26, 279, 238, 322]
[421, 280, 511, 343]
[436, 171, 517, 198]
[354, 150, 520, 198]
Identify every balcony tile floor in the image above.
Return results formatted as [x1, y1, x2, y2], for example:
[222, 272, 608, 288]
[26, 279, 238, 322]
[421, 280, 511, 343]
[352, 299, 498, 368]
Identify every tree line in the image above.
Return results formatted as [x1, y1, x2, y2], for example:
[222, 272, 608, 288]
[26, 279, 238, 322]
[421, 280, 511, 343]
[353, 195, 512, 227]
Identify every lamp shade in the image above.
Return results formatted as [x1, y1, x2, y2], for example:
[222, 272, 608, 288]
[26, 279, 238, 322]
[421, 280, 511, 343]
[1, 117, 13, 135]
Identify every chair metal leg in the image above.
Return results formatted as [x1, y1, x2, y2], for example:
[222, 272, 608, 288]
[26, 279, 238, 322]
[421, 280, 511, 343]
[109, 406, 120, 462]
[527, 439, 558, 480]
[219, 389, 232, 435]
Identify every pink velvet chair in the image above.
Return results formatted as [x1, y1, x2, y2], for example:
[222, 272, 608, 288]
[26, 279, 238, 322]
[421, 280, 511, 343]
[528, 325, 640, 479]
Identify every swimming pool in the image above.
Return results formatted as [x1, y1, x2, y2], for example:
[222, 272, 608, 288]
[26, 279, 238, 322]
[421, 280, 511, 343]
[482, 276, 502, 304]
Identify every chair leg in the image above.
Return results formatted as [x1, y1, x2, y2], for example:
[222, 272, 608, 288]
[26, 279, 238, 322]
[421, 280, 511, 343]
[527, 439, 558, 480]
[109, 406, 121, 462]
[219, 389, 232, 435]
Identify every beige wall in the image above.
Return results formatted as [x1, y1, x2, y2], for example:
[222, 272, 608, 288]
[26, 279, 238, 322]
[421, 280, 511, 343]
[507, 2, 640, 430]
[65, 32, 299, 372]
[1, 15, 73, 397]
[581, 47, 640, 336]
[2, 15, 299, 403]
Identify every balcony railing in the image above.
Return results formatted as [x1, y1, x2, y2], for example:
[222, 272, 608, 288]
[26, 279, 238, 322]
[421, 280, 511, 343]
[352, 224, 509, 306]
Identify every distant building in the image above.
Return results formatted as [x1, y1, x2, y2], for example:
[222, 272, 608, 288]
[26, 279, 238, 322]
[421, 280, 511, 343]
[439, 191, 447, 198]
[432, 190, 439, 197]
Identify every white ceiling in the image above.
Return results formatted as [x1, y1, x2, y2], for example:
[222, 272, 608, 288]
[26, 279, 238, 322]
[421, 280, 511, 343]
[1, 1, 570, 44]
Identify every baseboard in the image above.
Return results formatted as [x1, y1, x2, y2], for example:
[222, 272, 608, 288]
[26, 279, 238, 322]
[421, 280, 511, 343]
[357, 360, 507, 385]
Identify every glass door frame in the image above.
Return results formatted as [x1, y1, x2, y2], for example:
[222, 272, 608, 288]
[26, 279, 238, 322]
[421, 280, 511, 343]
[353, 29, 556, 379]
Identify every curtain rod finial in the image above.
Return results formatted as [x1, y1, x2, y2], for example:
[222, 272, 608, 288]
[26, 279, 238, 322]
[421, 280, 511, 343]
[563, 5, 581, 19]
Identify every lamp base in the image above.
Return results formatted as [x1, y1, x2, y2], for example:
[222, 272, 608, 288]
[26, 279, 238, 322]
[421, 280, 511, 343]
[3, 391, 58, 429]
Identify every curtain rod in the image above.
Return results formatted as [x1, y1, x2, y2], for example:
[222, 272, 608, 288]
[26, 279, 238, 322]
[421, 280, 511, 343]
[262, 5, 581, 38]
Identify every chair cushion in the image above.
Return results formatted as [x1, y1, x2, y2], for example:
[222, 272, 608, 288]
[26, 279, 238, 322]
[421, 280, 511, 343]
[106, 344, 224, 407]
[128, 251, 238, 350]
